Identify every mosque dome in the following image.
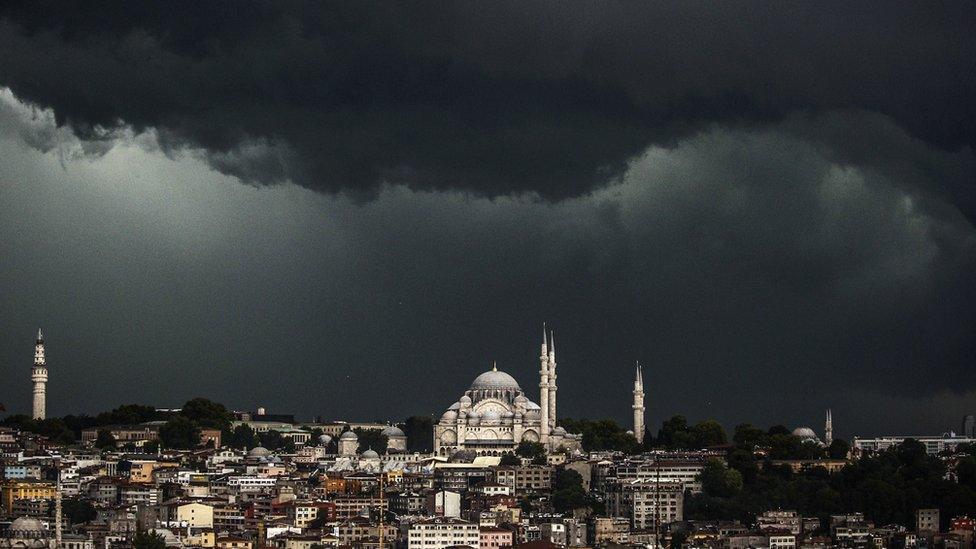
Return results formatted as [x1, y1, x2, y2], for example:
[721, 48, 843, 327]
[459, 395, 472, 405]
[524, 409, 541, 420]
[470, 369, 521, 391]
[525, 400, 541, 410]
[792, 427, 819, 440]
[514, 395, 528, 404]
[441, 410, 458, 421]
[247, 446, 271, 458]
[362, 449, 380, 459]
[552, 426, 567, 436]
[467, 410, 482, 425]
[381, 426, 405, 437]
[10, 517, 45, 532]
[448, 401, 461, 410]
[340, 431, 359, 441]
[318, 434, 333, 445]
[501, 410, 515, 418]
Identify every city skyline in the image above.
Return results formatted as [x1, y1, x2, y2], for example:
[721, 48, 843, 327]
[3, 326, 971, 441]
[1, 3, 974, 438]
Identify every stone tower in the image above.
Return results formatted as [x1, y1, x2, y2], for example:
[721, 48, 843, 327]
[825, 409, 833, 446]
[539, 325, 550, 442]
[548, 330, 557, 432]
[633, 362, 645, 444]
[32, 329, 48, 420]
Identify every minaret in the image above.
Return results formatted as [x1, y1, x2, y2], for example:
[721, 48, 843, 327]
[31, 329, 48, 420]
[633, 362, 645, 444]
[548, 330, 557, 430]
[825, 409, 833, 445]
[539, 324, 550, 442]
[55, 487, 62, 547]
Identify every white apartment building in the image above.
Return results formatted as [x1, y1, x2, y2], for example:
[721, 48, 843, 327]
[408, 517, 480, 549]
[608, 478, 684, 529]
[615, 460, 706, 493]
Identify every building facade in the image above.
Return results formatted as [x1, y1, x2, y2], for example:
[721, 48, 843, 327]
[433, 329, 580, 456]
[31, 330, 47, 420]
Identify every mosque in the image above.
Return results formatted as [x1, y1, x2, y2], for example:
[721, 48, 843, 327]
[434, 328, 582, 456]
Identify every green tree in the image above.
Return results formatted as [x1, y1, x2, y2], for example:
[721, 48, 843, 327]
[551, 469, 587, 513]
[516, 441, 547, 461]
[229, 424, 260, 449]
[733, 423, 767, 449]
[133, 530, 167, 549]
[354, 428, 388, 454]
[500, 453, 521, 466]
[727, 448, 759, 484]
[768, 434, 803, 459]
[0, 414, 36, 431]
[181, 398, 233, 430]
[37, 418, 76, 445]
[96, 404, 160, 426]
[259, 430, 285, 450]
[957, 456, 976, 490]
[827, 439, 850, 459]
[699, 458, 743, 497]
[657, 415, 693, 449]
[159, 416, 201, 449]
[560, 418, 638, 453]
[95, 429, 117, 449]
[690, 420, 728, 448]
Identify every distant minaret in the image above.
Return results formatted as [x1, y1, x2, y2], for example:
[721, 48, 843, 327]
[825, 409, 833, 445]
[32, 329, 48, 420]
[633, 362, 645, 444]
[548, 330, 557, 430]
[539, 324, 550, 442]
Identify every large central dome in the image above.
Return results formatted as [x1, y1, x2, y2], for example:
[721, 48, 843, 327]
[470, 369, 521, 391]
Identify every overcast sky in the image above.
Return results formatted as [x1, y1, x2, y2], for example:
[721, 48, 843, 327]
[1, 2, 974, 438]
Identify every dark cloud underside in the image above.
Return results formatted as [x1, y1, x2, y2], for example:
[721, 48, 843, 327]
[0, 3, 974, 435]
[0, 2, 973, 211]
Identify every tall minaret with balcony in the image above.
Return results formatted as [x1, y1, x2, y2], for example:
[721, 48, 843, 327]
[539, 324, 550, 442]
[825, 409, 833, 446]
[633, 362, 645, 444]
[32, 329, 48, 420]
[548, 330, 557, 431]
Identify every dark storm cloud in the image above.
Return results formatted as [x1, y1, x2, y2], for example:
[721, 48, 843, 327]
[1, 93, 973, 434]
[0, 1, 974, 209]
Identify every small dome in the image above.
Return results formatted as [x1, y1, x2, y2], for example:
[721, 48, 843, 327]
[482, 410, 500, 422]
[381, 426, 405, 437]
[514, 395, 528, 404]
[362, 449, 380, 459]
[525, 400, 541, 410]
[10, 517, 45, 532]
[792, 427, 818, 439]
[470, 370, 521, 391]
[467, 413, 481, 426]
[502, 410, 515, 418]
[524, 409, 541, 420]
[552, 426, 567, 436]
[441, 410, 458, 421]
[448, 401, 462, 410]
[340, 431, 359, 440]
[248, 446, 271, 458]
[318, 434, 333, 445]
[459, 395, 472, 405]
